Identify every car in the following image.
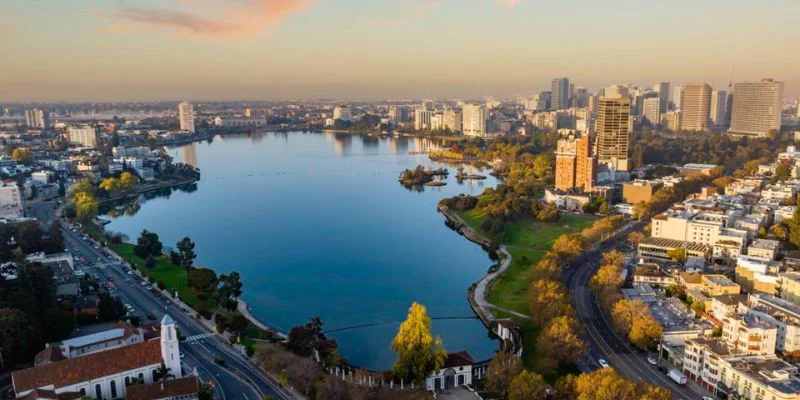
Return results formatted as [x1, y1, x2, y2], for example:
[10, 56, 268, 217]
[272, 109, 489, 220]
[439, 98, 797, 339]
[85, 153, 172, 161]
[180, 353, 185, 359]
[598, 359, 610, 368]
[127, 270, 134, 275]
[647, 356, 658, 365]
[147, 314, 156, 321]
[702, 397, 715, 400]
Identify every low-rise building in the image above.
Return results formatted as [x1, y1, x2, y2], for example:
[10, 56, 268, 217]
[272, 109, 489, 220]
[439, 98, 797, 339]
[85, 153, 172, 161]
[702, 274, 741, 296]
[711, 294, 748, 321]
[747, 239, 780, 261]
[638, 237, 708, 262]
[744, 294, 800, 352]
[622, 179, 662, 204]
[778, 272, 800, 305]
[720, 313, 778, 356]
[0, 181, 24, 219]
[682, 163, 719, 177]
[632, 263, 675, 285]
[736, 256, 781, 296]
[425, 351, 474, 391]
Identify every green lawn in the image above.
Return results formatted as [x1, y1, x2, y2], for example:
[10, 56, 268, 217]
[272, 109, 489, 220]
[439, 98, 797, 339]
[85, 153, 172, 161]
[110, 242, 200, 305]
[465, 212, 594, 315]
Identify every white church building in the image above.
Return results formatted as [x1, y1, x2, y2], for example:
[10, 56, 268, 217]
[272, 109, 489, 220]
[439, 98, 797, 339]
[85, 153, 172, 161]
[13, 315, 184, 399]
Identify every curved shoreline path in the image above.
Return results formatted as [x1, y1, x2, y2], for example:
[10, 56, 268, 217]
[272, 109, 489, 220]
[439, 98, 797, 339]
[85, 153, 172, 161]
[439, 206, 532, 323]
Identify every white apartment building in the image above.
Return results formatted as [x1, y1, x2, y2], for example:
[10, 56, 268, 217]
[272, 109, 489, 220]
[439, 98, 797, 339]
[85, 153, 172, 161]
[414, 108, 433, 131]
[462, 104, 488, 137]
[0, 182, 23, 219]
[333, 106, 352, 122]
[774, 206, 796, 224]
[744, 294, 800, 353]
[24, 109, 48, 129]
[761, 184, 797, 202]
[178, 101, 195, 133]
[729, 79, 784, 138]
[67, 126, 98, 147]
[443, 109, 462, 132]
[214, 116, 266, 128]
[651, 209, 748, 258]
[720, 313, 778, 356]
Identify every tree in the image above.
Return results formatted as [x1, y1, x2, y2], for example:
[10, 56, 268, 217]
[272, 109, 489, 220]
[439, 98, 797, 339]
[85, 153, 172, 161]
[0, 308, 43, 372]
[507, 371, 548, 400]
[551, 235, 584, 262]
[611, 299, 663, 351]
[691, 300, 706, 315]
[530, 253, 561, 281]
[771, 224, 789, 242]
[627, 231, 645, 247]
[536, 315, 587, 365]
[286, 317, 324, 356]
[11, 148, 32, 163]
[154, 362, 174, 382]
[665, 248, 687, 263]
[176, 237, 197, 270]
[390, 302, 447, 385]
[574, 368, 638, 400]
[218, 272, 243, 311]
[119, 171, 138, 189]
[99, 177, 121, 194]
[532, 153, 553, 178]
[134, 230, 163, 258]
[188, 268, 218, 294]
[72, 192, 98, 222]
[528, 278, 573, 326]
[536, 204, 560, 222]
[485, 351, 523, 394]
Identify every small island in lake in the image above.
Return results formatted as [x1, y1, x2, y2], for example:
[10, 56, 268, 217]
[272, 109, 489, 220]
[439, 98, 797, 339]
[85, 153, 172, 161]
[398, 165, 448, 186]
[455, 167, 487, 181]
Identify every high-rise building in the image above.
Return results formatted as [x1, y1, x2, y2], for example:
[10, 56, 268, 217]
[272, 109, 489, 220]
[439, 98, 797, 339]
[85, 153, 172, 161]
[414, 108, 433, 130]
[388, 106, 408, 125]
[573, 87, 589, 108]
[555, 132, 595, 192]
[604, 85, 630, 99]
[680, 83, 712, 132]
[728, 79, 784, 138]
[178, 101, 195, 133]
[596, 97, 631, 171]
[24, 109, 49, 129]
[653, 82, 670, 112]
[333, 106, 352, 122]
[462, 104, 487, 137]
[671, 85, 684, 110]
[443, 109, 462, 133]
[710, 90, 729, 128]
[551, 77, 570, 110]
[642, 97, 661, 126]
[67, 125, 98, 147]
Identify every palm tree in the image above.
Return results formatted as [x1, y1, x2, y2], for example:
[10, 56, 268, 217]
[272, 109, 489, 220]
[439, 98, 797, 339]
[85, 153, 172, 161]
[155, 362, 174, 383]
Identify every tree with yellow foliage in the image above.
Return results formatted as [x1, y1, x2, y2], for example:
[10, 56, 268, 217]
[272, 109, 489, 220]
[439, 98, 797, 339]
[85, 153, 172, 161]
[528, 278, 573, 326]
[507, 371, 548, 400]
[611, 299, 662, 351]
[99, 177, 121, 193]
[485, 351, 522, 394]
[120, 171, 138, 189]
[72, 192, 98, 222]
[570, 368, 670, 400]
[391, 302, 447, 384]
[536, 315, 586, 366]
[11, 148, 32, 163]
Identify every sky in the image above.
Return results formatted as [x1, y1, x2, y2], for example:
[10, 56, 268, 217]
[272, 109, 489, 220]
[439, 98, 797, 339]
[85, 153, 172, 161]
[2, 0, 799, 102]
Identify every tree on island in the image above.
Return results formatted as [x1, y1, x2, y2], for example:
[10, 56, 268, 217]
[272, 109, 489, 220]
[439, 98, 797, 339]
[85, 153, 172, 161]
[176, 236, 197, 271]
[391, 302, 447, 385]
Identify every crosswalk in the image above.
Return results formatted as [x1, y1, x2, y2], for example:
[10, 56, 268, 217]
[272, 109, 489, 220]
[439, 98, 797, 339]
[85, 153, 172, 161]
[184, 333, 212, 342]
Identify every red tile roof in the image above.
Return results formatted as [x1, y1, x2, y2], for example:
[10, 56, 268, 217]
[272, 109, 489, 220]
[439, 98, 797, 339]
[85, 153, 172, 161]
[13, 340, 163, 394]
[443, 351, 474, 368]
[20, 389, 82, 400]
[126, 376, 198, 400]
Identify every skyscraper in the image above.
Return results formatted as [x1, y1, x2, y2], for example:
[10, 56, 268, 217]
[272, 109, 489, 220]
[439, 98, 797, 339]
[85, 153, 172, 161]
[709, 90, 728, 128]
[178, 101, 195, 133]
[679, 83, 711, 132]
[604, 85, 630, 99]
[24, 109, 48, 129]
[671, 85, 684, 110]
[414, 107, 433, 130]
[728, 79, 784, 138]
[551, 77, 570, 110]
[596, 97, 631, 172]
[642, 97, 661, 126]
[653, 82, 670, 112]
[462, 104, 487, 137]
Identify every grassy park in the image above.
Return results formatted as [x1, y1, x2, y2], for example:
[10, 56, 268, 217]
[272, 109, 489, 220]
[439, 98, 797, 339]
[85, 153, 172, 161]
[109, 242, 200, 305]
[461, 210, 593, 314]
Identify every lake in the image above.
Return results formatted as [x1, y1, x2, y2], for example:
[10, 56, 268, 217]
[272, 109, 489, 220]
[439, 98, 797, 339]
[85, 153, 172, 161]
[105, 131, 499, 369]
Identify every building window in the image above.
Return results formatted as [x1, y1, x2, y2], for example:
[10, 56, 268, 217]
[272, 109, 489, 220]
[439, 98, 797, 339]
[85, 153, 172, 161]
[110, 380, 117, 398]
[125, 377, 130, 386]
[138, 372, 144, 382]
[80, 388, 86, 396]
[95, 384, 102, 400]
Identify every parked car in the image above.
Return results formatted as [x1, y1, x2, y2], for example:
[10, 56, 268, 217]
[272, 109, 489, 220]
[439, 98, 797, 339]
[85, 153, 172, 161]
[598, 359, 610, 368]
[647, 356, 658, 365]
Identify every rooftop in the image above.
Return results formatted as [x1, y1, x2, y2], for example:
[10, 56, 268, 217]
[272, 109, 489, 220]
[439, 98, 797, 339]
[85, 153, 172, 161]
[713, 294, 748, 306]
[60, 328, 127, 349]
[640, 237, 708, 253]
[703, 274, 739, 287]
[126, 376, 198, 400]
[749, 239, 780, 251]
[727, 357, 800, 394]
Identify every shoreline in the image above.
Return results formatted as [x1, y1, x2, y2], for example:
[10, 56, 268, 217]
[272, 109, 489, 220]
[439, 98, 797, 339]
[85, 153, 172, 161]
[97, 176, 200, 205]
[438, 205, 512, 329]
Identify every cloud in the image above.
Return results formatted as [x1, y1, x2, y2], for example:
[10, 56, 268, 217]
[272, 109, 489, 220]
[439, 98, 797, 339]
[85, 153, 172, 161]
[98, 0, 311, 39]
[496, 0, 522, 6]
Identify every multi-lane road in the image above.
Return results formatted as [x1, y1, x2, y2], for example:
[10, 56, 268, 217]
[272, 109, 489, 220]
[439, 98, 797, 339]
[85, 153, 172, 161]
[564, 222, 711, 400]
[61, 223, 291, 400]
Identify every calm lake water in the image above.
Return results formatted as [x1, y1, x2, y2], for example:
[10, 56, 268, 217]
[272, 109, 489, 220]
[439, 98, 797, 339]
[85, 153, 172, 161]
[105, 132, 499, 369]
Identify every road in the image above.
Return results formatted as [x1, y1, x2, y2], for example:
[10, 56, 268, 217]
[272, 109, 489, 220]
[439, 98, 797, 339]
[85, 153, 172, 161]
[61, 224, 291, 400]
[563, 222, 711, 400]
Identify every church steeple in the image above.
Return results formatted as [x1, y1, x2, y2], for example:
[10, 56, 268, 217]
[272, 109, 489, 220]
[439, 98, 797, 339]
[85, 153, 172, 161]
[160, 315, 182, 379]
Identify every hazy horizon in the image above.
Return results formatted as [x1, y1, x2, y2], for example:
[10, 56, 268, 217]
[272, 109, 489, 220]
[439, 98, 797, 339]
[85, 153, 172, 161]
[3, 0, 799, 102]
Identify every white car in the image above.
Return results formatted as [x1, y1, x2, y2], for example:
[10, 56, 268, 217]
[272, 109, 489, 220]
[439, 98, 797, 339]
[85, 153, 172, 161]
[598, 359, 610, 368]
[702, 397, 715, 400]
[647, 356, 658, 365]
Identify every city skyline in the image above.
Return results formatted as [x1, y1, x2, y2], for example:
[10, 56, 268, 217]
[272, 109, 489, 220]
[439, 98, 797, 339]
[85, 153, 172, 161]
[3, 0, 800, 101]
